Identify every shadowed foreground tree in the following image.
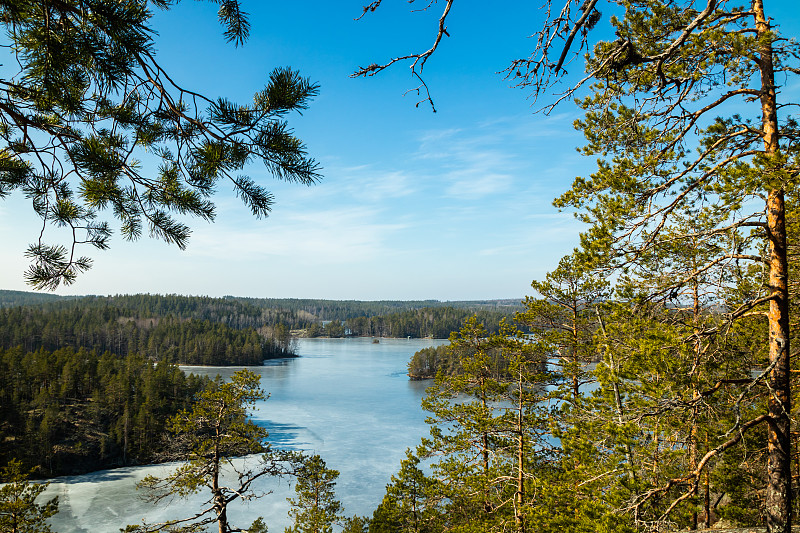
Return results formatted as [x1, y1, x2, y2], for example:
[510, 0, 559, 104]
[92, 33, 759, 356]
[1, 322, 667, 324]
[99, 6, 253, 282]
[0, 460, 58, 533]
[126, 369, 302, 533]
[0, 0, 320, 290]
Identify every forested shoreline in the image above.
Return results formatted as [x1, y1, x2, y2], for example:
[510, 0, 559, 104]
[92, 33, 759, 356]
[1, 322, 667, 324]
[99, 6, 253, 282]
[0, 292, 519, 481]
[0, 345, 209, 477]
[0, 306, 294, 366]
[310, 307, 517, 339]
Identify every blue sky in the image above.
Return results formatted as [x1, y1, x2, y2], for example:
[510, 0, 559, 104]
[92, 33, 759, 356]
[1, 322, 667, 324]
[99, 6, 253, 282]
[0, 1, 796, 300]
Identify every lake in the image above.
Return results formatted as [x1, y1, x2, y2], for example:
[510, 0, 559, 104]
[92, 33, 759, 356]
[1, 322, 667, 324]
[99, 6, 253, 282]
[44, 337, 447, 532]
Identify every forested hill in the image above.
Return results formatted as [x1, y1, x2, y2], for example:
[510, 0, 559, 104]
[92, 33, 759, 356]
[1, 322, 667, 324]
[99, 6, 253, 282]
[0, 293, 298, 365]
[0, 289, 78, 307]
[0, 291, 523, 339]
[225, 296, 523, 323]
[0, 306, 292, 366]
[0, 345, 209, 477]
[0, 290, 522, 323]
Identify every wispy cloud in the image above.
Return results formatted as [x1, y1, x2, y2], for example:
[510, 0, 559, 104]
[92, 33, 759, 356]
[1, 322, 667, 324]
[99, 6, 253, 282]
[445, 172, 513, 199]
[189, 206, 407, 266]
[413, 127, 522, 200]
[339, 168, 418, 202]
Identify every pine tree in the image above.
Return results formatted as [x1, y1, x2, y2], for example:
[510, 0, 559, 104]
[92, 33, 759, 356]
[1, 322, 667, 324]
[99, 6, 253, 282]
[416, 317, 552, 532]
[369, 450, 440, 533]
[355, 2, 800, 529]
[0, 460, 58, 533]
[521, 252, 608, 401]
[285, 455, 344, 533]
[130, 369, 301, 533]
[552, 3, 796, 528]
[342, 515, 369, 533]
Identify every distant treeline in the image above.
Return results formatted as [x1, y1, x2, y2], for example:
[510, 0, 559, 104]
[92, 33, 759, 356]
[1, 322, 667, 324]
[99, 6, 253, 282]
[0, 294, 526, 364]
[0, 304, 294, 365]
[0, 289, 74, 308]
[308, 307, 521, 339]
[2, 293, 307, 332]
[0, 291, 523, 336]
[228, 296, 524, 324]
[0, 345, 208, 477]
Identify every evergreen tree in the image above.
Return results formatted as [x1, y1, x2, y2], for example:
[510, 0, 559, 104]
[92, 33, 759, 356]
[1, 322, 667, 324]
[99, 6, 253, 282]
[521, 252, 608, 400]
[356, 2, 800, 529]
[550, 3, 797, 529]
[342, 516, 369, 533]
[130, 369, 300, 533]
[416, 316, 551, 532]
[369, 451, 440, 533]
[285, 455, 344, 533]
[0, 0, 320, 289]
[0, 460, 58, 533]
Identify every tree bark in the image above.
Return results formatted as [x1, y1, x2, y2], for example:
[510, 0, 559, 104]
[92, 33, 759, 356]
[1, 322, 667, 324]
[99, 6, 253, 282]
[756, 1, 792, 531]
[516, 370, 526, 533]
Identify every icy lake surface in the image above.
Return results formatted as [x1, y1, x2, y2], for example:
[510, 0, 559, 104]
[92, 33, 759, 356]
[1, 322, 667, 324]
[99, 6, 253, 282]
[44, 337, 447, 532]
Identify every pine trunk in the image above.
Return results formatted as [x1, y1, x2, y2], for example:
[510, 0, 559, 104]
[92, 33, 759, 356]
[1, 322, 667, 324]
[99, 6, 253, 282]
[516, 376, 526, 533]
[756, 1, 792, 531]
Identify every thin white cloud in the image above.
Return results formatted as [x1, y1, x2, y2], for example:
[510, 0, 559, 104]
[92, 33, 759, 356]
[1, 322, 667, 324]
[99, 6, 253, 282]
[445, 172, 513, 199]
[339, 169, 417, 202]
[413, 126, 524, 200]
[189, 206, 407, 266]
[476, 112, 576, 138]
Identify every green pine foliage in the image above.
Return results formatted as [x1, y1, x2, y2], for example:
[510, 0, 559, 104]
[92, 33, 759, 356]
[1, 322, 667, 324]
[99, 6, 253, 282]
[369, 451, 441, 533]
[285, 455, 344, 533]
[0, 460, 59, 533]
[0, 0, 320, 290]
[378, 280, 775, 532]
[406, 316, 547, 379]
[0, 345, 208, 477]
[407, 345, 452, 379]
[131, 369, 301, 533]
[397, 318, 554, 532]
[342, 515, 369, 533]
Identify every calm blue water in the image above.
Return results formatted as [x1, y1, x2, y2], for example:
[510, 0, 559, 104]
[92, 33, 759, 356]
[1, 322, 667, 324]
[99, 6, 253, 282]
[44, 337, 446, 532]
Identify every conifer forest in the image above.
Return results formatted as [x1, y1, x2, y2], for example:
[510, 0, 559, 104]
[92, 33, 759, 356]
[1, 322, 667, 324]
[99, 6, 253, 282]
[2, 0, 800, 533]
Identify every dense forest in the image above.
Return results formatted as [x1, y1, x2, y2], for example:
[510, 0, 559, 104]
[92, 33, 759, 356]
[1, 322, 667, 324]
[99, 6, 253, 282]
[312, 307, 518, 339]
[0, 291, 522, 344]
[227, 296, 522, 324]
[0, 292, 522, 482]
[0, 291, 521, 321]
[364, 289, 772, 532]
[405, 336, 548, 380]
[0, 345, 208, 477]
[0, 304, 294, 365]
